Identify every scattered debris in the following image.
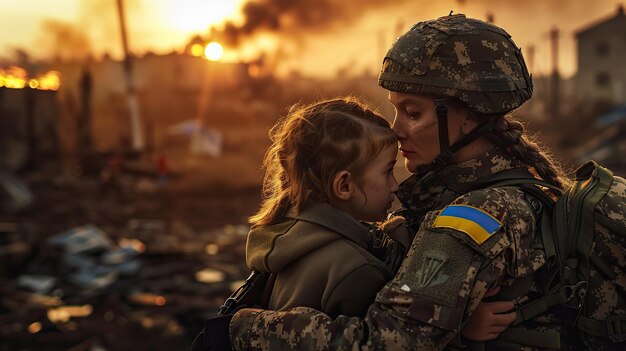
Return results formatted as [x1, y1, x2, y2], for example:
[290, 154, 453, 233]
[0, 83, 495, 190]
[16, 275, 57, 294]
[0, 169, 34, 213]
[0, 171, 253, 350]
[195, 268, 226, 284]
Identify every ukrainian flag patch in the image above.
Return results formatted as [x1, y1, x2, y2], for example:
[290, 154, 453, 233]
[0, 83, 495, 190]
[432, 205, 502, 245]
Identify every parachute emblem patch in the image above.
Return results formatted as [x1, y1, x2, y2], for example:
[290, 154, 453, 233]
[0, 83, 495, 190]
[414, 249, 449, 289]
[432, 205, 502, 245]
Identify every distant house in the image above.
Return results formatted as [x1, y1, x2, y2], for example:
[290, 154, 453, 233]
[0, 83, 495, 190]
[575, 5, 626, 106]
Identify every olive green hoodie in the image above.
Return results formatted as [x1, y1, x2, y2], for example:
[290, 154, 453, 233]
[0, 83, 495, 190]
[246, 202, 392, 318]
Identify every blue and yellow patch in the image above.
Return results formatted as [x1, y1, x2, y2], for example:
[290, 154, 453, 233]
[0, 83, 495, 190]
[432, 205, 502, 245]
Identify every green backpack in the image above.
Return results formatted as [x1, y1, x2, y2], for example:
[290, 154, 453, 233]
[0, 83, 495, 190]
[480, 161, 626, 349]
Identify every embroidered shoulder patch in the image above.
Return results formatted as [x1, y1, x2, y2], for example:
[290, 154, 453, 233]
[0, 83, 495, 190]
[432, 205, 502, 245]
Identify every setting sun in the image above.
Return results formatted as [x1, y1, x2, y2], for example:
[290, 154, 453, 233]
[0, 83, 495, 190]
[204, 42, 224, 61]
[165, 0, 243, 32]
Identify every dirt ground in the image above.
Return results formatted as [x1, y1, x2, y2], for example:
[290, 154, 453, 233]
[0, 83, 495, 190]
[1, 160, 264, 351]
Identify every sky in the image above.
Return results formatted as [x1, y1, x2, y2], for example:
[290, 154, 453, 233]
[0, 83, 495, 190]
[1, 0, 625, 78]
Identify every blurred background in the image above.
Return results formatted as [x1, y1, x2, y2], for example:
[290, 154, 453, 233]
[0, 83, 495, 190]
[1, 0, 625, 350]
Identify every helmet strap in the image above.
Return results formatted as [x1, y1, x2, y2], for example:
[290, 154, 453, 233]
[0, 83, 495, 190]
[445, 119, 496, 160]
[413, 98, 451, 175]
[413, 100, 495, 174]
[434, 98, 450, 159]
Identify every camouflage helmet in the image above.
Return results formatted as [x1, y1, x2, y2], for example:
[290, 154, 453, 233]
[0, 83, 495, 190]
[379, 14, 533, 114]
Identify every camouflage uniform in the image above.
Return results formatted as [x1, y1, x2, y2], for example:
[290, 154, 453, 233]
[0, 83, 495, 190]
[228, 14, 582, 351]
[230, 150, 579, 350]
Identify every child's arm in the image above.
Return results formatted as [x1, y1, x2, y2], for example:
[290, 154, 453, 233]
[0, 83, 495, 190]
[461, 286, 517, 341]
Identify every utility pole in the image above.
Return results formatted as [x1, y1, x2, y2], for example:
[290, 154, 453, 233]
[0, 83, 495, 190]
[115, 0, 144, 152]
[24, 87, 37, 171]
[550, 27, 560, 118]
[486, 12, 495, 23]
[377, 28, 385, 70]
[526, 45, 535, 75]
[79, 65, 93, 154]
[394, 19, 405, 38]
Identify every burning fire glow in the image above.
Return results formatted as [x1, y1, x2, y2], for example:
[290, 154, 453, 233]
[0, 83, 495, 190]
[0, 66, 61, 91]
[190, 43, 205, 57]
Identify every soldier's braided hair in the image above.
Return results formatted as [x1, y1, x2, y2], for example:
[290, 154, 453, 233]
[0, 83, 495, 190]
[481, 113, 571, 190]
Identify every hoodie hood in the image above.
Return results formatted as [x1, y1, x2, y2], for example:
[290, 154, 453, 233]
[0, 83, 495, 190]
[246, 202, 373, 272]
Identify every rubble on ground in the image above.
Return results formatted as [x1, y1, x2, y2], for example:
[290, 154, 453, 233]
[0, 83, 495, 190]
[0, 171, 254, 351]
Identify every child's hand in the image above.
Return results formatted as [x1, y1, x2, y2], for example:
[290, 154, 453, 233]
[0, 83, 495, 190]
[380, 216, 411, 249]
[461, 286, 517, 341]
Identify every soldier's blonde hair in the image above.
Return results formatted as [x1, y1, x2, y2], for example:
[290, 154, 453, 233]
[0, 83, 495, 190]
[250, 97, 397, 226]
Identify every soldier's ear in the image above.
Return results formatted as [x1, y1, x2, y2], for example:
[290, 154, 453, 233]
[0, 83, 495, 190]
[332, 170, 353, 201]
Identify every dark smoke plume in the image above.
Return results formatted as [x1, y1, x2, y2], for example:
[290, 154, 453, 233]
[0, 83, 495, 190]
[40, 20, 93, 62]
[214, 0, 403, 46]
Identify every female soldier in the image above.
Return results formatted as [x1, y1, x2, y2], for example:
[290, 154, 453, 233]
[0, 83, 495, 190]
[227, 13, 576, 351]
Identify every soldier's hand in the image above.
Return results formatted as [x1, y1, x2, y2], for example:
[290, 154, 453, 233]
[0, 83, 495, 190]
[460, 286, 517, 341]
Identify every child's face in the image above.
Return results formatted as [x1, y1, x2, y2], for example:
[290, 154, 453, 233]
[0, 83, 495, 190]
[347, 144, 399, 222]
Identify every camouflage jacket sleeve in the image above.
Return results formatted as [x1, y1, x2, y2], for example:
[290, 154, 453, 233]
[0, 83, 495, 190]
[230, 187, 538, 351]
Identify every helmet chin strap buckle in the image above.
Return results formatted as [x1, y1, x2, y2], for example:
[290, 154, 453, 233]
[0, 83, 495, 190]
[434, 99, 449, 118]
[434, 150, 454, 168]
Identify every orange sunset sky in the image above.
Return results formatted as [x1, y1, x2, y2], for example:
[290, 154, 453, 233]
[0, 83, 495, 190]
[1, 0, 625, 78]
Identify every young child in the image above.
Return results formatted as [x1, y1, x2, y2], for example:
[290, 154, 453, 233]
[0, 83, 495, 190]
[246, 97, 399, 318]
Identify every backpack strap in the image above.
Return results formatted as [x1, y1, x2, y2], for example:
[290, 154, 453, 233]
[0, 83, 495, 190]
[486, 170, 563, 292]
[577, 315, 626, 342]
[509, 282, 582, 325]
[563, 161, 616, 338]
[489, 177, 588, 329]
[568, 161, 613, 283]
[445, 167, 559, 194]
[496, 326, 562, 349]
[217, 271, 275, 316]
